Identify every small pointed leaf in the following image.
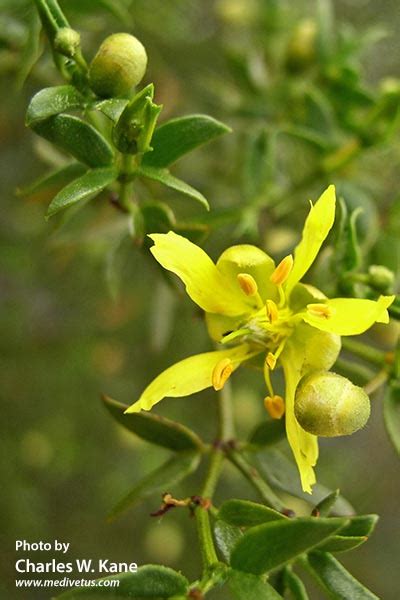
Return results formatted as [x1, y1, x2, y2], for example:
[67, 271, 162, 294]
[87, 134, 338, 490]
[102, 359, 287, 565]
[316, 535, 367, 553]
[47, 167, 117, 217]
[230, 517, 347, 575]
[214, 520, 243, 562]
[93, 98, 129, 122]
[102, 395, 202, 451]
[218, 500, 285, 527]
[55, 564, 189, 598]
[17, 163, 86, 197]
[284, 568, 309, 600]
[141, 201, 176, 235]
[256, 449, 354, 515]
[31, 114, 115, 167]
[242, 128, 274, 199]
[338, 514, 378, 537]
[383, 381, 400, 456]
[307, 551, 379, 599]
[26, 86, 85, 126]
[312, 490, 340, 517]
[108, 451, 200, 520]
[228, 569, 284, 600]
[143, 115, 231, 168]
[249, 419, 286, 446]
[16, 7, 42, 89]
[137, 165, 209, 210]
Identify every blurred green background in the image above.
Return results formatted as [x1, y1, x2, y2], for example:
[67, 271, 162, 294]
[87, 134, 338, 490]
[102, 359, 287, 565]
[1, 1, 399, 598]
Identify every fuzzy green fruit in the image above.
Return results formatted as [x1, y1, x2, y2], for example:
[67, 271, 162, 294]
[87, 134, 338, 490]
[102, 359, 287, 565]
[294, 371, 370, 437]
[89, 33, 147, 98]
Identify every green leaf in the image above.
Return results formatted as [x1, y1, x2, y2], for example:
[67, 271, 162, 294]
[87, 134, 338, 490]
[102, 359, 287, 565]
[228, 569, 284, 600]
[316, 535, 367, 553]
[242, 129, 274, 198]
[17, 163, 86, 197]
[31, 114, 115, 168]
[339, 514, 378, 537]
[142, 115, 231, 168]
[334, 198, 362, 283]
[16, 7, 42, 89]
[96, 0, 132, 22]
[46, 167, 117, 217]
[55, 564, 189, 598]
[230, 517, 347, 575]
[26, 86, 85, 126]
[284, 568, 309, 600]
[284, 569, 309, 600]
[108, 451, 201, 520]
[137, 165, 209, 210]
[102, 395, 202, 451]
[383, 381, 400, 456]
[312, 490, 340, 517]
[218, 500, 285, 528]
[307, 551, 379, 599]
[248, 419, 286, 446]
[93, 98, 129, 122]
[214, 520, 243, 562]
[255, 449, 354, 515]
[141, 201, 176, 235]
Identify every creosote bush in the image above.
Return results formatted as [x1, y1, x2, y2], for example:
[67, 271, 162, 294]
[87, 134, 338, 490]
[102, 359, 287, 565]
[9, 0, 400, 598]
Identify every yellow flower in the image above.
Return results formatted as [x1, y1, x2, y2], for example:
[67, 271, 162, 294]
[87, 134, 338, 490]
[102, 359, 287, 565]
[126, 185, 394, 493]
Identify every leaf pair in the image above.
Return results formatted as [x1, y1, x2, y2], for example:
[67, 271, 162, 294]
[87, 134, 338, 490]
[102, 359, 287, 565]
[215, 497, 379, 599]
[25, 84, 230, 218]
[102, 396, 202, 520]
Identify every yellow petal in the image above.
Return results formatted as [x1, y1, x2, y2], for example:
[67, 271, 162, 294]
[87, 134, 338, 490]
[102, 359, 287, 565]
[125, 344, 255, 413]
[149, 232, 250, 316]
[302, 295, 395, 336]
[286, 185, 336, 295]
[281, 343, 319, 494]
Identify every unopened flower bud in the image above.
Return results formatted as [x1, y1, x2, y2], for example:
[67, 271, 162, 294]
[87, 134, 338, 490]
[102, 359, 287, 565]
[89, 33, 147, 98]
[54, 27, 81, 58]
[380, 77, 400, 98]
[286, 19, 317, 71]
[368, 265, 394, 293]
[294, 371, 370, 437]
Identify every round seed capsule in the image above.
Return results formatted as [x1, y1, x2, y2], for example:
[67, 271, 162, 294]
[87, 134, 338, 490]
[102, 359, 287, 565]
[89, 33, 147, 98]
[294, 371, 370, 437]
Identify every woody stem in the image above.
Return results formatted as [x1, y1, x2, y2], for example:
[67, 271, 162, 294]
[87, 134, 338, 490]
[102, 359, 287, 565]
[195, 384, 234, 572]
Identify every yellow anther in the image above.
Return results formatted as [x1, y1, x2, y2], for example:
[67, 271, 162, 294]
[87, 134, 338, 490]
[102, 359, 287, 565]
[270, 255, 294, 286]
[237, 273, 258, 297]
[307, 303, 334, 319]
[212, 358, 233, 391]
[264, 395, 285, 419]
[266, 352, 277, 370]
[266, 299, 279, 323]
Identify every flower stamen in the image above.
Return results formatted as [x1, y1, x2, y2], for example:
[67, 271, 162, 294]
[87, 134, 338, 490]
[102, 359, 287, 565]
[270, 255, 293, 286]
[266, 299, 279, 323]
[212, 358, 233, 391]
[307, 303, 334, 319]
[266, 352, 277, 370]
[237, 273, 258, 297]
[264, 395, 285, 419]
